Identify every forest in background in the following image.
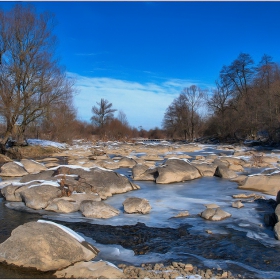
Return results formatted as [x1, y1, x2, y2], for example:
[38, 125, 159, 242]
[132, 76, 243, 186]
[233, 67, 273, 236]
[1, 5, 280, 146]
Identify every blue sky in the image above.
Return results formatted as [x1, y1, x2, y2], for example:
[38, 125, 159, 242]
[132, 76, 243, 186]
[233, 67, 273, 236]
[2, 1, 280, 130]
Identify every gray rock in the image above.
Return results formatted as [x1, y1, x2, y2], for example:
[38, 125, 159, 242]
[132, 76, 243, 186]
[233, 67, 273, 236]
[156, 159, 201, 184]
[275, 204, 280, 222]
[19, 184, 62, 210]
[0, 162, 28, 177]
[191, 163, 217, 177]
[1, 184, 23, 202]
[123, 197, 151, 214]
[0, 221, 98, 271]
[20, 170, 56, 183]
[80, 200, 120, 218]
[214, 165, 237, 179]
[118, 157, 137, 168]
[45, 197, 80, 213]
[132, 164, 158, 181]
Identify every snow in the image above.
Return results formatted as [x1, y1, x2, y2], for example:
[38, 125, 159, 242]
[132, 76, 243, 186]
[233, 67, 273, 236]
[37, 219, 85, 242]
[27, 139, 68, 149]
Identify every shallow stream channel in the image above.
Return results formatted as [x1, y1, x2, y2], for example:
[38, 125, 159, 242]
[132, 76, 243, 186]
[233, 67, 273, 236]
[1, 144, 280, 278]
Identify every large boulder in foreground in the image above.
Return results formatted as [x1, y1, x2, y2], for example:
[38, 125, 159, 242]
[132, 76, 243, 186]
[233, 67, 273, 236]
[123, 197, 151, 214]
[238, 174, 280, 195]
[0, 161, 28, 177]
[156, 159, 201, 184]
[80, 200, 120, 218]
[0, 221, 98, 271]
[54, 260, 125, 279]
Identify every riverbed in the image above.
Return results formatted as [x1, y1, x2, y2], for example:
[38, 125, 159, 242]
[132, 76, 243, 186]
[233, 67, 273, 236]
[1, 143, 280, 278]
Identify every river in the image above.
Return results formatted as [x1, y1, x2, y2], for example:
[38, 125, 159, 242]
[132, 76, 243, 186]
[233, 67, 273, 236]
[1, 144, 280, 278]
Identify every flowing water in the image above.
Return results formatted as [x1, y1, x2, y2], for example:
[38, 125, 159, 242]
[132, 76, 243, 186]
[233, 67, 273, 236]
[1, 144, 280, 278]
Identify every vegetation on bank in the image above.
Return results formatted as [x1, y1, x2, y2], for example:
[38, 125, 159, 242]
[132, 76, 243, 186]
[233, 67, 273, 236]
[1, 5, 280, 148]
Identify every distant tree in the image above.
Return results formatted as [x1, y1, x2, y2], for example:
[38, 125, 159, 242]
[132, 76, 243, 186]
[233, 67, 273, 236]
[117, 110, 129, 126]
[182, 85, 205, 141]
[91, 98, 117, 128]
[0, 5, 74, 146]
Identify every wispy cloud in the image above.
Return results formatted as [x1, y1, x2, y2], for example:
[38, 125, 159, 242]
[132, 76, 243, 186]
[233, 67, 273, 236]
[68, 72, 212, 130]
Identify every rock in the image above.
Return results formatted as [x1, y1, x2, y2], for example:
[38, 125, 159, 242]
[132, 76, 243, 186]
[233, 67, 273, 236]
[0, 221, 98, 271]
[80, 200, 120, 218]
[61, 167, 140, 199]
[275, 204, 280, 222]
[123, 197, 151, 214]
[132, 164, 158, 181]
[229, 164, 244, 172]
[101, 160, 120, 169]
[201, 208, 231, 221]
[19, 184, 62, 210]
[214, 165, 237, 179]
[219, 156, 247, 166]
[20, 159, 47, 174]
[70, 192, 101, 203]
[238, 174, 280, 195]
[204, 203, 219, 209]
[118, 157, 137, 168]
[0, 161, 28, 177]
[20, 170, 56, 183]
[277, 190, 280, 204]
[1, 184, 23, 202]
[54, 261, 125, 279]
[232, 193, 257, 199]
[45, 197, 80, 213]
[232, 200, 244, 208]
[184, 263, 194, 272]
[191, 163, 217, 177]
[173, 210, 190, 218]
[274, 222, 280, 240]
[230, 175, 247, 184]
[0, 154, 12, 163]
[156, 159, 201, 184]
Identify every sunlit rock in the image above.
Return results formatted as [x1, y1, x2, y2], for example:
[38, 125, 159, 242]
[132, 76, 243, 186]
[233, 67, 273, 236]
[0, 161, 28, 177]
[156, 159, 201, 184]
[0, 221, 98, 271]
[80, 200, 120, 218]
[232, 200, 244, 208]
[54, 260, 125, 279]
[20, 159, 47, 174]
[132, 164, 158, 181]
[123, 197, 151, 214]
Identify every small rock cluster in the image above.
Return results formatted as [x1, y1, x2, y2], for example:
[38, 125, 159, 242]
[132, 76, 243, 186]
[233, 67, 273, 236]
[119, 262, 240, 279]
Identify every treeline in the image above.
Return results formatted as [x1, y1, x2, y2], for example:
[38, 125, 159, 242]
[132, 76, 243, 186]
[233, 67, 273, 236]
[163, 53, 280, 144]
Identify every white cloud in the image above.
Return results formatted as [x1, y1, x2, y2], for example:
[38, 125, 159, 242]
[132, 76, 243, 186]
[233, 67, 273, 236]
[68, 72, 211, 130]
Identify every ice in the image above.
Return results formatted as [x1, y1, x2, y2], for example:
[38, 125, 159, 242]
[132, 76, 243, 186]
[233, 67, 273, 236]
[27, 139, 68, 149]
[37, 219, 85, 242]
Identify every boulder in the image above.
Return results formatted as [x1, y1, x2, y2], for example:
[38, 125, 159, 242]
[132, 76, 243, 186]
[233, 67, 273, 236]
[191, 163, 217, 177]
[20, 170, 56, 183]
[238, 174, 280, 195]
[232, 200, 244, 208]
[76, 167, 140, 199]
[123, 197, 151, 214]
[80, 200, 120, 218]
[275, 204, 280, 222]
[0, 154, 12, 163]
[118, 157, 137, 168]
[19, 184, 62, 210]
[54, 261, 125, 279]
[0, 221, 98, 271]
[274, 222, 280, 240]
[214, 165, 237, 179]
[101, 160, 121, 169]
[1, 184, 23, 202]
[173, 210, 190, 218]
[132, 164, 158, 181]
[20, 159, 47, 174]
[200, 207, 231, 221]
[229, 164, 244, 172]
[45, 197, 80, 213]
[0, 162, 28, 177]
[219, 156, 247, 166]
[156, 159, 201, 184]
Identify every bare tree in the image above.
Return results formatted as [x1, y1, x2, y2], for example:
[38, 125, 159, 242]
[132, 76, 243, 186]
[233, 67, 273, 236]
[117, 110, 129, 126]
[0, 5, 74, 146]
[182, 85, 205, 141]
[91, 98, 117, 128]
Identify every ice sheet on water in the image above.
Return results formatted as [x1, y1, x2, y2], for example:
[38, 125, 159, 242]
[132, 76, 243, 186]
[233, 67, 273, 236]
[27, 139, 68, 149]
